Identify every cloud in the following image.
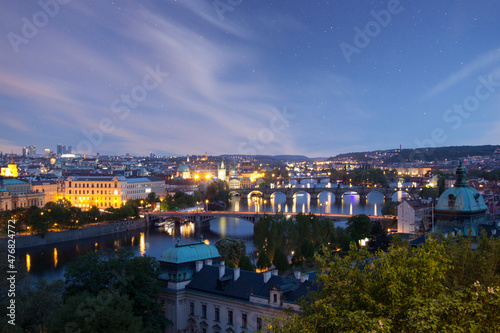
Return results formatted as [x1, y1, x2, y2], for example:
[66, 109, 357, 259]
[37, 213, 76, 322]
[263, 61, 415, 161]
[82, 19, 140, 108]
[422, 48, 500, 100]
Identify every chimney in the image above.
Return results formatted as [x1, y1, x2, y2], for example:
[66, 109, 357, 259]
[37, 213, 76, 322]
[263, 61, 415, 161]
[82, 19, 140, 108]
[293, 271, 301, 279]
[205, 259, 212, 266]
[234, 267, 240, 281]
[263, 271, 271, 283]
[271, 269, 278, 276]
[195, 261, 203, 272]
[300, 274, 309, 283]
[219, 261, 225, 279]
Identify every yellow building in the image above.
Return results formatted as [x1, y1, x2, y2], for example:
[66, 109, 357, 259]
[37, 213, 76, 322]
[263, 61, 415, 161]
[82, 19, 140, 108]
[0, 156, 18, 178]
[32, 180, 63, 204]
[64, 176, 126, 210]
[64, 176, 165, 210]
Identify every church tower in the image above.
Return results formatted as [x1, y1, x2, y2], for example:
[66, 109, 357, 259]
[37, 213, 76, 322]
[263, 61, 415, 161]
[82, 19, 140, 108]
[218, 160, 226, 182]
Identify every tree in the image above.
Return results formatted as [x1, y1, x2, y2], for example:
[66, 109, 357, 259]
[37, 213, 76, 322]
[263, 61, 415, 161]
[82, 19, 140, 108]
[265, 235, 500, 333]
[238, 255, 254, 271]
[29, 208, 51, 235]
[419, 186, 439, 199]
[64, 249, 170, 331]
[346, 214, 373, 244]
[49, 290, 144, 333]
[146, 192, 157, 205]
[272, 248, 289, 274]
[381, 200, 398, 216]
[300, 239, 315, 259]
[256, 251, 271, 271]
[215, 238, 246, 264]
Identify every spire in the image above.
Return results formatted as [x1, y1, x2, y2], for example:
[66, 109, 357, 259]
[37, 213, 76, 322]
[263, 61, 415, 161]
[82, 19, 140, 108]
[10, 154, 14, 164]
[454, 161, 468, 187]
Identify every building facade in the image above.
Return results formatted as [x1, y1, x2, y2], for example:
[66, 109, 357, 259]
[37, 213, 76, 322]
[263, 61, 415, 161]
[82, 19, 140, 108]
[0, 177, 45, 210]
[158, 239, 314, 333]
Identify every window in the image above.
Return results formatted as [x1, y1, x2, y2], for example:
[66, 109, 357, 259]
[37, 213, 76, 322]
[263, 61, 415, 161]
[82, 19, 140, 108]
[190, 302, 194, 315]
[202, 304, 207, 318]
[68, 181, 71, 187]
[242, 313, 247, 328]
[448, 194, 456, 207]
[273, 294, 277, 303]
[257, 317, 262, 330]
[228, 310, 233, 325]
[215, 307, 220, 322]
[68, 190, 71, 194]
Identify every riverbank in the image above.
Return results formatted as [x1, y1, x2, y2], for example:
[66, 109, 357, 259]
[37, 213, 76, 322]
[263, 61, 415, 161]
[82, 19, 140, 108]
[8, 218, 148, 249]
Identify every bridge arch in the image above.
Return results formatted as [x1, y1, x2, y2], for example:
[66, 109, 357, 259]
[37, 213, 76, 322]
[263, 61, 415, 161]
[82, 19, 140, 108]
[247, 190, 264, 199]
[229, 190, 241, 197]
[293, 190, 311, 200]
[392, 190, 410, 202]
[317, 191, 335, 203]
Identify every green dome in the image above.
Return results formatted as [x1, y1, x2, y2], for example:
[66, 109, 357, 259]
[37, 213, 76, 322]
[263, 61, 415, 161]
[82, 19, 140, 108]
[435, 163, 487, 213]
[178, 164, 190, 172]
[160, 240, 220, 264]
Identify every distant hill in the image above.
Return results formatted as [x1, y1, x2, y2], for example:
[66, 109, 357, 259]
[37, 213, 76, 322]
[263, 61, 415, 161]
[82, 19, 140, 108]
[331, 145, 500, 163]
[219, 154, 310, 161]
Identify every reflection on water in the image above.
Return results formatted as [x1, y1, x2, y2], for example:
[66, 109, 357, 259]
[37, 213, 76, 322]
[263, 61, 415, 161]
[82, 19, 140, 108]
[237, 190, 384, 216]
[20, 190, 386, 282]
[19, 218, 255, 282]
[139, 232, 146, 256]
[54, 248, 58, 268]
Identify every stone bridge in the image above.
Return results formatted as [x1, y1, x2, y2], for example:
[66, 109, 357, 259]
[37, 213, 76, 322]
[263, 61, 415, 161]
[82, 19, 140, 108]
[229, 185, 421, 202]
[151, 211, 391, 228]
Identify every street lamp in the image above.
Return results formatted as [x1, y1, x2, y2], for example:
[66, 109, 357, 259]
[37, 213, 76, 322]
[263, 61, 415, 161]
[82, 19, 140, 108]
[205, 199, 209, 211]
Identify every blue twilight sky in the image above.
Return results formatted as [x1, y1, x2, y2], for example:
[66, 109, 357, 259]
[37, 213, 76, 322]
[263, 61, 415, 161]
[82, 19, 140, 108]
[1, 0, 500, 157]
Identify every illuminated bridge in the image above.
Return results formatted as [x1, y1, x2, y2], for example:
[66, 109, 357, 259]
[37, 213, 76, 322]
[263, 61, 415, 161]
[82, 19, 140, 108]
[150, 210, 391, 228]
[229, 185, 422, 201]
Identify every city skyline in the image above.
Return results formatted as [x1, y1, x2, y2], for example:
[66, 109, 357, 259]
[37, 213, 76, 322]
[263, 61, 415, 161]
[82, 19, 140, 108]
[1, 1, 500, 157]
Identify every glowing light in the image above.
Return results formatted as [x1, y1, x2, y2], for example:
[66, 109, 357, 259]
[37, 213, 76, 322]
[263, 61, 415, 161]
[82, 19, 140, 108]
[204, 239, 210, 245]
[26, 254, 31, 272]
[194, 174, 200, 180]
[54, 248, 58, 267]
[139, 232, 146, 256]
[205, 174, 211, 180]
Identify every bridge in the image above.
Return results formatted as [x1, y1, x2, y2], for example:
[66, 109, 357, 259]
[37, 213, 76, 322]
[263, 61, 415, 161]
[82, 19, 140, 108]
[228, 185, 421, 202]
[150, 210, 391, 228]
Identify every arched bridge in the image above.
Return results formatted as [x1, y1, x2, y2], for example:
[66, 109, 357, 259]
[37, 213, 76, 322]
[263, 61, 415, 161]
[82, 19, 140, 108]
[150, 211, 391, 228]
[229, 186, 421, 201]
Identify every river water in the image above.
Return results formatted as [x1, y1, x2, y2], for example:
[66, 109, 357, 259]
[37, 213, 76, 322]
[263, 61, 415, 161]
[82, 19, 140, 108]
[18, 191, 390, 282]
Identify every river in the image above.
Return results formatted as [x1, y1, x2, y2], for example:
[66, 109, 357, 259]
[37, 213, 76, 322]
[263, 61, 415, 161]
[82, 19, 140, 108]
[17, 191, 389, 282]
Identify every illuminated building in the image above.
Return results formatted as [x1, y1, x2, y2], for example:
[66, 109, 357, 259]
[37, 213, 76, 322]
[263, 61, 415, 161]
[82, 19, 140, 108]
[64, 176, 127, 210]
[177, 164, 191, 179]
[32, 180, 64, 203]
[64, 175, 165, 210]
[217, 160, 227, 182]
[0, 155, 18, 178]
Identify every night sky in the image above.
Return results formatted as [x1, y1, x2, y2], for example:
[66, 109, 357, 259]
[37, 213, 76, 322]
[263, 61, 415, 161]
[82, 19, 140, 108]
[1, 0, 500, 157]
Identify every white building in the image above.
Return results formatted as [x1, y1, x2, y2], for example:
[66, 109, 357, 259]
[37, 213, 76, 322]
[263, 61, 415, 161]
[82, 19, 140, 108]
[397, 199, 432, 235]
[158, 238, 315, 333]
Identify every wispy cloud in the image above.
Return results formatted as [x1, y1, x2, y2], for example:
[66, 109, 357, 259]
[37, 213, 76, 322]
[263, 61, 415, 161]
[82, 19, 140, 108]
[422, 48, 500, 100]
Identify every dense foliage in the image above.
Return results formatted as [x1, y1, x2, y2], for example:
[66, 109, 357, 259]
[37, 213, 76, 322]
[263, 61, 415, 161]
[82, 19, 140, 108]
[0, 198, 139, 235]
[0, 249, 169, 332]
[160, 191, 202, 211]
[215, 237, 247, 265]
[265, 234, 500, 332]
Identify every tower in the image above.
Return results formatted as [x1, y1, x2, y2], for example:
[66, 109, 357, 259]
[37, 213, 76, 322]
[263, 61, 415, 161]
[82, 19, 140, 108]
[218, 160, 227, 182]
